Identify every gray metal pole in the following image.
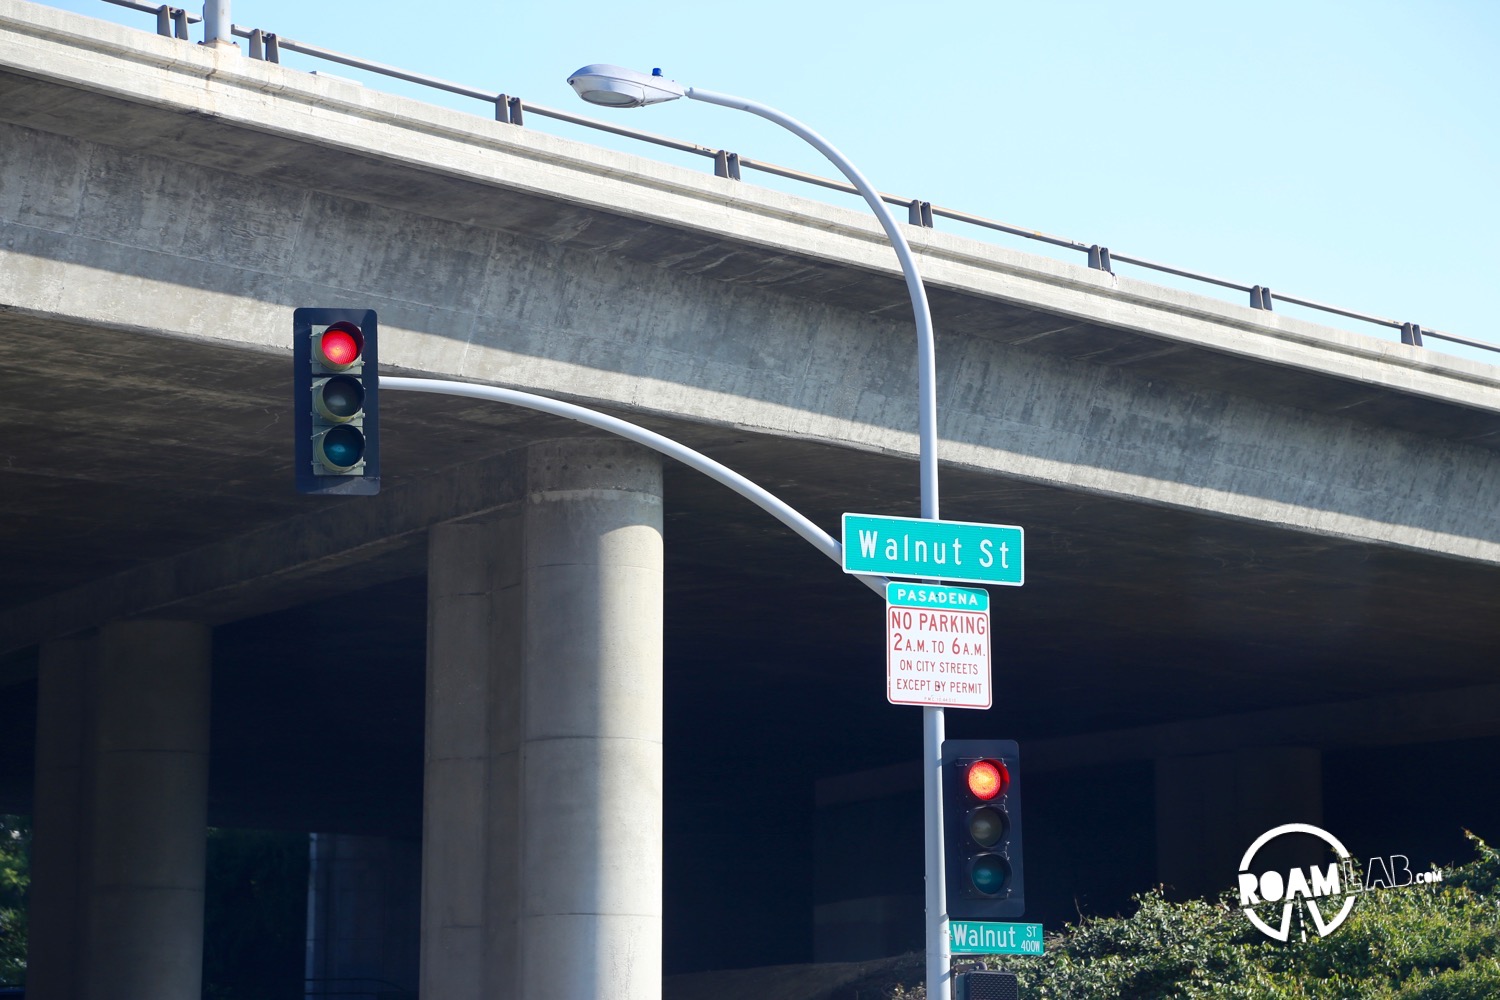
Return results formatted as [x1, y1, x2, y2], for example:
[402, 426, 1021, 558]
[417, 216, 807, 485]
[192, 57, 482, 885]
[684, 88, 940, 519]
[682, 87, 951, 1000]
[201, 1, 232, 47]
[382, 377, 886, 598]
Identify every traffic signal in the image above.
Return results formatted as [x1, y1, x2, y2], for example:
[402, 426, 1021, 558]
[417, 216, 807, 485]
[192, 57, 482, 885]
[293, 308, 379, 495]
[956, 971, 1020, 1000]
[943, 739, 1024, 920]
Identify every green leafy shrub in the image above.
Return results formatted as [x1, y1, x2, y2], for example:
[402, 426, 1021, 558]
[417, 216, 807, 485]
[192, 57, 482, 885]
[901, 832, 1500, 1000]
[0, 815, 28, 987]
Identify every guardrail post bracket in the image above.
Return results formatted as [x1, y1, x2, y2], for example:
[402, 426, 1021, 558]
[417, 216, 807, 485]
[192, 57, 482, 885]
[714, 150, 741, 180]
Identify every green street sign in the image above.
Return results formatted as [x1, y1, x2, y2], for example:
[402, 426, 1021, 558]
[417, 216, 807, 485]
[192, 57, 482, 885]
[949, 920, 1044, 955]
[886, 582, 989, 612]
[842, 513, 1024, 587]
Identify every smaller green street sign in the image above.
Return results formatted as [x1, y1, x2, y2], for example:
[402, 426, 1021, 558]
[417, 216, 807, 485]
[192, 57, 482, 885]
[949, 920, 1045, 955]
[886, 582, 989, 611]
[842, 513, 1023, 587]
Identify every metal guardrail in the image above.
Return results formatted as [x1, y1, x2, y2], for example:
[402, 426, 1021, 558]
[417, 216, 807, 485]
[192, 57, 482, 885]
[102, 0, 1497, 358]
[103, 0, 198, 36]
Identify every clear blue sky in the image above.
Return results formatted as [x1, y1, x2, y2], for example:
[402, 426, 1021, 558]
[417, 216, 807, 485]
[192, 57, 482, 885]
[37, 0, 1500, 363]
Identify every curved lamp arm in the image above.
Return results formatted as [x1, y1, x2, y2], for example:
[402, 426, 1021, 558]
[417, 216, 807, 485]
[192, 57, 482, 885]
[384, 376, 886, 597]
[684, 87, 939, 520]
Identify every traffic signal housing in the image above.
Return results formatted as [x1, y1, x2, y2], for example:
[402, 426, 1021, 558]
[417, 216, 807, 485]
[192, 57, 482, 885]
[294, 308, 379, 495]
[943, 739, 1024, 920]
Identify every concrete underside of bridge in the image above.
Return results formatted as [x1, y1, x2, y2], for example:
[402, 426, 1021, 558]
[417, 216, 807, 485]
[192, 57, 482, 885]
[1, 2, 1499, 994]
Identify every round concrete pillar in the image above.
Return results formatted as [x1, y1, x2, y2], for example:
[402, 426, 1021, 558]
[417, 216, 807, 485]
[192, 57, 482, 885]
[27, 635, 95, 1000]
[421, 516, 523, 998]
[85, 620, 212, 1000]
[520, 439, 663, 1000]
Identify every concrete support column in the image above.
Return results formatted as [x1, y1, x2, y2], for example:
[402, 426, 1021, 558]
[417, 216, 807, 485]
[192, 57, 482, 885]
[84, 620, 212, 1000]
[421, 515, 522, 998]
[26, 635, 96, 1000]
[421, 439, 663, 1000]
[520, 440, 663, 1000]
[1156, 746, 1322, 900]
[306, 833, 421, 999]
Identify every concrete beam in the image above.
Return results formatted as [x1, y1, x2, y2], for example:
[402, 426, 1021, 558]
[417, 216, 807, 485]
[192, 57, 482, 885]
[2, 0, 1500, 572]
[1027, 681, 1500, 772]
[1, 0, 1495, 412]
[4, 120, 1500, 574]
[818, 681, 1500, 796]
[0, 447, 528, 653]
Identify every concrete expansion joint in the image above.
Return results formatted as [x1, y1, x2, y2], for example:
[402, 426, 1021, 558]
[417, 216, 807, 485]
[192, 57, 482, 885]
[524, 562, 664, 578]
[99, 746, 206, 756]
[524, 909, 663, 918]
[525, 489, 664, 505]
[524, 734, 664, 746]
[428, 751, 493, 762]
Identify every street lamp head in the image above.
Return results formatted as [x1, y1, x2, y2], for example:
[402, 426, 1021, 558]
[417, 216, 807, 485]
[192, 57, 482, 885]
[567, 64, 686, 108]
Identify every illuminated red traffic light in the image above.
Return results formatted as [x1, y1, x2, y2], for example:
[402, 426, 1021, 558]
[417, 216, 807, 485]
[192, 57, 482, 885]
[943, 740, 1024, 919]
[317, 322, 364, 370]
[294, 308, 379, 495]
[966, 759, 1008, 801]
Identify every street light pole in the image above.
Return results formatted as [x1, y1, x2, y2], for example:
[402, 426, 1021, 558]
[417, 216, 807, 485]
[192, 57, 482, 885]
[569, 65, 951, 1000]
[682, 86, 942, 520]
[202, 1, 233, 47]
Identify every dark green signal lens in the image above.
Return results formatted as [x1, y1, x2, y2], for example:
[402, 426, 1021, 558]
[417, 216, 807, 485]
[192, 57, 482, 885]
[970, 854, 1011, 896]
[968, 806, 1007, 849]
[314, 424, 365, 472]
[313, 374, 365, 422]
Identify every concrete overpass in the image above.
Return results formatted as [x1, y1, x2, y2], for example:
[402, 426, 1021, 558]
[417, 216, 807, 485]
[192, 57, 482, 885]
[2, 1, 1499, 997]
